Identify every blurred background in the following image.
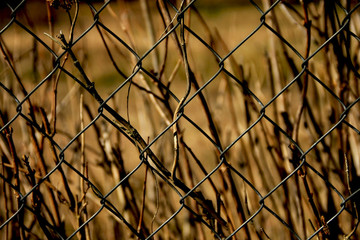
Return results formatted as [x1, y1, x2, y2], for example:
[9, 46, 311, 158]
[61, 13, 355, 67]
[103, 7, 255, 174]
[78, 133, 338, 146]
[1, 0, 360, 239]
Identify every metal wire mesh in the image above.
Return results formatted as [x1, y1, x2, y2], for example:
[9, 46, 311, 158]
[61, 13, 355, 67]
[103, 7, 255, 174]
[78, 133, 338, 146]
[1, 0, 360, 239]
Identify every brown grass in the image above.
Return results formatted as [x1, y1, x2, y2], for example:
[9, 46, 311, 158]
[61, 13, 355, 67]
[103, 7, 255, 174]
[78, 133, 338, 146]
[1, 0, 360, 239]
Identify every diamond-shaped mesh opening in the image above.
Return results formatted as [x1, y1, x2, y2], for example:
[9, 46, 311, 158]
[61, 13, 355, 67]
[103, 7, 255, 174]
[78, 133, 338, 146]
[223, 119, 295, 195]
[265, 156, 349, 239]
[253, 205, 302, 240]
[181, 163, 263, 238]
[0, 28, 54, 84]
[99, 162, 184, 240]
[262, 73, 345, 147]
[0, 83, 21, 129]
[64, 22, 139, 93]
[189, 1, 266, 60]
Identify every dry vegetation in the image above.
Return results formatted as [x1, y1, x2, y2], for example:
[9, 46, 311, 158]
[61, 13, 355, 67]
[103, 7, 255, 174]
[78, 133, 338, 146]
[1, 0, 360, 239]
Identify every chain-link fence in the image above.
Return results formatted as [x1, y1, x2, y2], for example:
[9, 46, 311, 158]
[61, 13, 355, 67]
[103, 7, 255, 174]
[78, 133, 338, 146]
[1, 0, 360, 239]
